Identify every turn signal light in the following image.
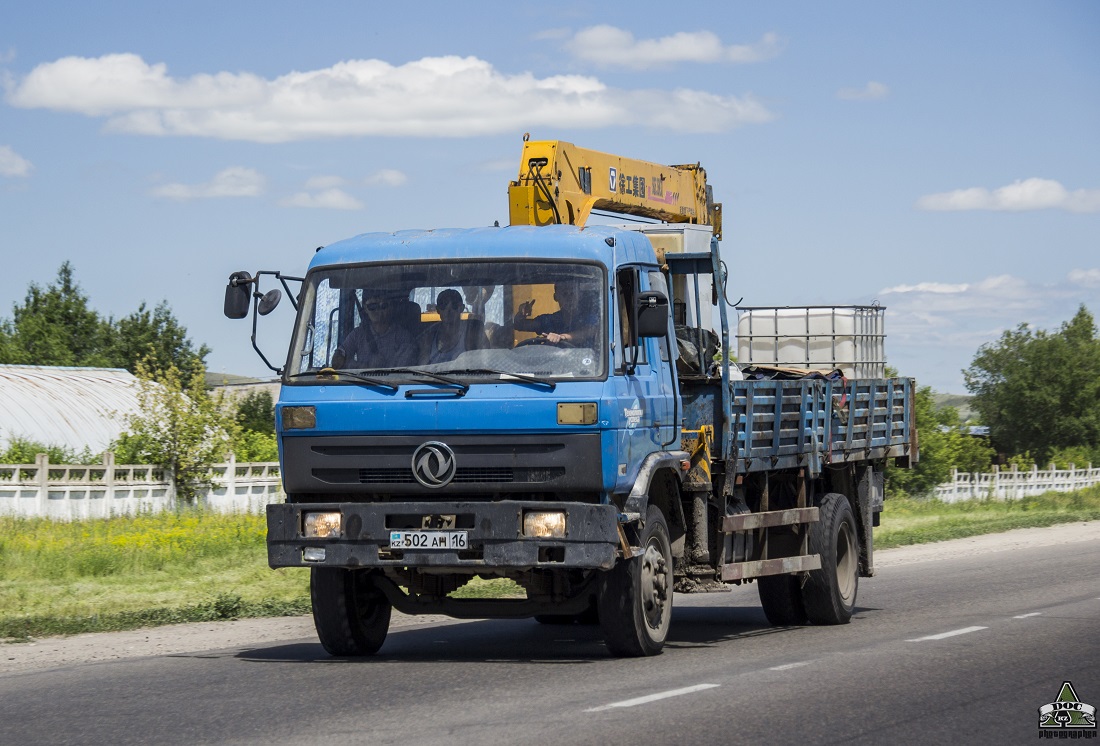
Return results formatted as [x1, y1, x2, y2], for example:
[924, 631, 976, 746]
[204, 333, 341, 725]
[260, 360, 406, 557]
[283, 406, 316, 429]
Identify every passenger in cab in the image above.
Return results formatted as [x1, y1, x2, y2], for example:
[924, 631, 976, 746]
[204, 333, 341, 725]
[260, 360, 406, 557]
[419, 289, 486, 364]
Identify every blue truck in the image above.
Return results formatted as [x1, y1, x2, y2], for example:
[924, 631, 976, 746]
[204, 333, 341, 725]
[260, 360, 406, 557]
[224, 141, 916, 657]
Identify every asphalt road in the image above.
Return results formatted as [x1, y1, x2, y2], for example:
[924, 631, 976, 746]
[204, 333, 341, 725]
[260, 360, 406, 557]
[2, 533, 1097, 745]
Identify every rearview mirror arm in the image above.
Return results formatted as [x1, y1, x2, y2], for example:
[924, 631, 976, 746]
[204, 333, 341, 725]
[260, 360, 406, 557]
[250, 288, 283, 375]
[272, 272, 304, 312]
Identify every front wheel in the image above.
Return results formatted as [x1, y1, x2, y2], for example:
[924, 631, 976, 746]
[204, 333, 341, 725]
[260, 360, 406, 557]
[802, 493, 859, 625]
[597, 506, 673, 657]
[310, 568, 392, 656]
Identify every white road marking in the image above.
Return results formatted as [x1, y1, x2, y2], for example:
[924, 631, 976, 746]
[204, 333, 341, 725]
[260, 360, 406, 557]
[585, 684, 720, 712]
[1013, 612, 1042, 619]
[907, 626, 987, 642]
[769, 661, 813, 671]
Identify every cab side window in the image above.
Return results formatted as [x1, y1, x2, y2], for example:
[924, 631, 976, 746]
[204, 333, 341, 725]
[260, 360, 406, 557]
[616, 267, 646, 371]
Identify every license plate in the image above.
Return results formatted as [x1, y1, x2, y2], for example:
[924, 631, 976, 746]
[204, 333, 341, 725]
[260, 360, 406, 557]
[389, 530, 469, 550]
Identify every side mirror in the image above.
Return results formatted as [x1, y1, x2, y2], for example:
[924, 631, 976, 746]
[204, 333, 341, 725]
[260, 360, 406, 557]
[224, 271, 253, 319]
[257, 289, 282, 316]
[636, 291, 670, 338]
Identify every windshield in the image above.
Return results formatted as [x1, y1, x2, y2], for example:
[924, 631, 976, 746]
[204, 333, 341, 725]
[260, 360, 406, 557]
[287, 260, 606, 381]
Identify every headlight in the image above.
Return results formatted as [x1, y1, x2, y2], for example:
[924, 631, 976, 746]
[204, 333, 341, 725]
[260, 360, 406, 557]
[283, 406, 316, 429]
[523, 511, 566, 538]
[303, 511, 341, 538]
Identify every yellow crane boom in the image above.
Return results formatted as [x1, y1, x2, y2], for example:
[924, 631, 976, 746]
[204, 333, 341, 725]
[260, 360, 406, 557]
[508, 139, 722, 239]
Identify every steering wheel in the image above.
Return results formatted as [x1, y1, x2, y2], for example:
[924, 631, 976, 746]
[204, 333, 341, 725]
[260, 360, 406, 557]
[515, 334, 575, 349]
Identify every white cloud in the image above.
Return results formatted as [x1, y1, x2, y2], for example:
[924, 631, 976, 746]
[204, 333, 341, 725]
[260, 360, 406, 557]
[837, 81, 889, 101]
[365, 169, 407, 187]
[5, 53, 774, 142]
[280, 188, 364, 210]
[151, 166, 265, 200]
[879, 281, 968, 295]
[917, 178, 1100, 213]
[1068, 268, 1100, 288]
[875, 270, 1100, 391]
[879, 272, 1093, 345]
[0, 145, 32, 177]
[565, 26, 782, 69]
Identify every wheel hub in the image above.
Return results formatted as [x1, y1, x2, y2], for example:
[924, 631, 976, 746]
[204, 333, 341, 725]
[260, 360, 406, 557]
[640, 544, 669, 629]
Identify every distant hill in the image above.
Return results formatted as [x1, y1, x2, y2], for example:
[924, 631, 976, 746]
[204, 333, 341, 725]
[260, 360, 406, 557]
[933, 393, 976, 422]
[205, 372, 279, 401]
[205, 372, 266, 387]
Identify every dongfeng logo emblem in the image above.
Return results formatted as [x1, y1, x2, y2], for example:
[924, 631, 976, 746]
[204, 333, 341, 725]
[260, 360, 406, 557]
[412, 442, 457, 488]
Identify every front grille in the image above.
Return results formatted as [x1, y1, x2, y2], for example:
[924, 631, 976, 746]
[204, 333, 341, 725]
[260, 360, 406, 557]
[356, 467, 565, 485]
[358, 467, 515, 484]
[357, 468, 411, 483]
[286, 434, 599, 494]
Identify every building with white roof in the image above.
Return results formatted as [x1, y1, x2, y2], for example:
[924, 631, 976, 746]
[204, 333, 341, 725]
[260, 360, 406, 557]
[0, 365, 141, 455]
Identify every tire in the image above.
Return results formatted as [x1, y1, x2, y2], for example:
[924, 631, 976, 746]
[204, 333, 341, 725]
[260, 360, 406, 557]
[310, 568, 392, 656]
[597, 506, 673, 657]
[758, 574, 808, 626]
[802, 493, 859, 625]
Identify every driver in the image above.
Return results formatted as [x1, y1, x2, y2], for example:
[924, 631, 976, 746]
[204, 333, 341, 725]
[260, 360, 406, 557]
[512, 282, 597, 347]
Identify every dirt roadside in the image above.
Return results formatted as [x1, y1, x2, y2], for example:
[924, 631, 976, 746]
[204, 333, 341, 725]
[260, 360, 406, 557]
[3, 520, 1097, 675]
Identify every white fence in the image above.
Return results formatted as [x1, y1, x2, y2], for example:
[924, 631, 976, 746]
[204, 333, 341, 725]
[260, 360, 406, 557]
[934, 464, 1100, 503]
[0, 453, 282, 520]
[4, 455, 1099, 518]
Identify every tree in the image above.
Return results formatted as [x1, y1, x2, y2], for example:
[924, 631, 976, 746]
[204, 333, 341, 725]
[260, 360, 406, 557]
[886, 384, 995, 497]
[0, 262, 111, 367]
[229, 389, 278, 462]
[964, 305, 1100, 462]
[0, 263, 209, 387]
[107, 301, 211, 386]
[113, 362, 232, 503]
[234, 390, 275, 435]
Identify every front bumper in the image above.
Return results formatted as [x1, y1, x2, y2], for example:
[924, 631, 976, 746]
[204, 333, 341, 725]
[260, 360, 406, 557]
[267, 500, 620, 570]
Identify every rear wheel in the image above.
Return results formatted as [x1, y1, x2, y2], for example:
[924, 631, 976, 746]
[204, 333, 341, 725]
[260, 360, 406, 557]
[597, 506, 673, 657]
[758, 574, 808, 626]
[802, 493, 859, 625]
[311, 568, 392, 656]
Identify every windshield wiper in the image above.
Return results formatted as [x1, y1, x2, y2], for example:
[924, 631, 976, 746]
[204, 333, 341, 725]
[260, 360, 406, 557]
[441, 368, 556, 390]
[286, 368, 398, 392]
[362, 367, 469, 394]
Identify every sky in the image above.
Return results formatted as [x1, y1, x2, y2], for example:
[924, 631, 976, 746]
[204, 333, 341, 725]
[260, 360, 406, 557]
[1, 0, 1097, 394]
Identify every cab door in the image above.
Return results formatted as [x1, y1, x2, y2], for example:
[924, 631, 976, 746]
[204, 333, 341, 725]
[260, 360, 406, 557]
[610, 266, 676, 494]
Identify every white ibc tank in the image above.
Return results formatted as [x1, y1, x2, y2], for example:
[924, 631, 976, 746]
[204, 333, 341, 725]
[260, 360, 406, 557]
[736, 306, 885, 378]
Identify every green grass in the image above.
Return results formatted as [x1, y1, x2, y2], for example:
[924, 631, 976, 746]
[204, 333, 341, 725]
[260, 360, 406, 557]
[0, 512, 311, 640]
[2, 486, 1099, 641]
[876, 485, 1100, 548]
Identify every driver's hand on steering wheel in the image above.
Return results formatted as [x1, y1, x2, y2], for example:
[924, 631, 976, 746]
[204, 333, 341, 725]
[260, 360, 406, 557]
[543, 332, 569, 344]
